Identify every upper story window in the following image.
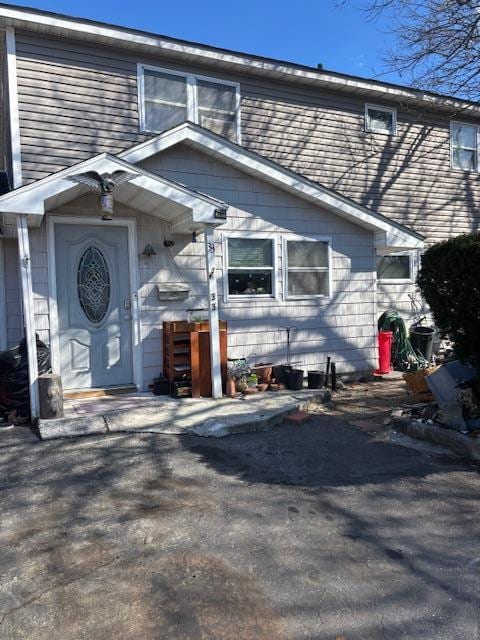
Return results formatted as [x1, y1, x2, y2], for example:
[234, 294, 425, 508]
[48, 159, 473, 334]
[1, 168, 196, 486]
[365, 104, 397, 135]
[451, 121, 478, 171]
[138, 65, 241, 142]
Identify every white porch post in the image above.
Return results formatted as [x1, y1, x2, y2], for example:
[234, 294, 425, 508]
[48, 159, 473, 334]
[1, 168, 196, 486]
[16, 214, 39, 420]
[203, 223, 223, 399]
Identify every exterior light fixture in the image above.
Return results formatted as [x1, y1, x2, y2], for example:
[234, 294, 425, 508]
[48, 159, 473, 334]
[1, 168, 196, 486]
[214, 208, 227, 220]
[141, 243, 156, 258]
[192, 231, 197, 243]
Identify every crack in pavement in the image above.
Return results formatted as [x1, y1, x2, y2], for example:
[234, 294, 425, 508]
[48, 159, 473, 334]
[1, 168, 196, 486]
[0, 555, 119, 626]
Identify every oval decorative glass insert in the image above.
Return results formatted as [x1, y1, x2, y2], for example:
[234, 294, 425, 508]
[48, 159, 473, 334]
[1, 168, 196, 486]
[77, 246, 111, 323]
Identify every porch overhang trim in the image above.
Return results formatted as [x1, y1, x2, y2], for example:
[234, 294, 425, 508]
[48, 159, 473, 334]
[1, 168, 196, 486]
[0, 152, 228, 229]
[120, 122, 425, 251]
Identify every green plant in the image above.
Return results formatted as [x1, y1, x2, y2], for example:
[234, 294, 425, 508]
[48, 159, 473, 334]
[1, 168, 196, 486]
[417, 232, 480, 365]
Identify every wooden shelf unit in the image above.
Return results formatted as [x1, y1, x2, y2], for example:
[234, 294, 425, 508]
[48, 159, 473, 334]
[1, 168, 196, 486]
[162, 321, 228, 398]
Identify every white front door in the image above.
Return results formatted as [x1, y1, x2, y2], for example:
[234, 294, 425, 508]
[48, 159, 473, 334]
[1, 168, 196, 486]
[54, 223, 134, 390]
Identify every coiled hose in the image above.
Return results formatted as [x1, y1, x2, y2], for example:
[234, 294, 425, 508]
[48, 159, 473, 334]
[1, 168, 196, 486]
[378, 310, 429, 372]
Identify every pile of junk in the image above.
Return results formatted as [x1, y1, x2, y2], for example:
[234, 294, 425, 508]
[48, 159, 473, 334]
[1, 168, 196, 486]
[0, 336, 51, 425]
[377, 309, 480, 435]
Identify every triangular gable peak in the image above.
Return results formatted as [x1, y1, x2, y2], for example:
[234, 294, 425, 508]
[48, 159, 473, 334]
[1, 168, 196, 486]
[119, 122, 424, 252]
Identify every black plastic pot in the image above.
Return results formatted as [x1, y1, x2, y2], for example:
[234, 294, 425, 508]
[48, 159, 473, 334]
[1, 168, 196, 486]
[273, 365, 291, 384]
[286, 368, 304, 391]
[307, 370, 324, 389]
[409, 325, 436, 362]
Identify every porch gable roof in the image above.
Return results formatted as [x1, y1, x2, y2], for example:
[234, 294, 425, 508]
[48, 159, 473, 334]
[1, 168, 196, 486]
[119, 122, 424, 252]
[0, 151, 228, 233]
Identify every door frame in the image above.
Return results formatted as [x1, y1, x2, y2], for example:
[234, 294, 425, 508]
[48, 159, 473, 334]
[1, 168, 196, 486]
[47, 215, 143, 391]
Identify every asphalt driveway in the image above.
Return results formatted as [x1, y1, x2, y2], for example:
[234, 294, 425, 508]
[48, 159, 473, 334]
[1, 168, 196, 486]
[0, 415, 479, 639]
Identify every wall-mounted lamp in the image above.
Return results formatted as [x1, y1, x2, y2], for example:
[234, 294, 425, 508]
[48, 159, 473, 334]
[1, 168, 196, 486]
[141, 243, 157, 258]
[192, 231, 197, 243]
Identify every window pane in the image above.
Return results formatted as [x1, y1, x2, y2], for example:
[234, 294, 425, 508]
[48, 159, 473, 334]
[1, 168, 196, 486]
[228, 238, 273, 268]
[377, 255, 410, 279]
[198, 111, 237, 140]
[287, 271, 329, 296]
[144, 70, 187, 132]
[144, 70, 187, 105]
[452, 123, 476, 149]
[287, 240, 328, 268]
[452, 147, 477, 171]
[197, 80, 236, 112]
[228, 270, 272, 295]
[368, 108, 393, 133]
[145, 101, 187, 132]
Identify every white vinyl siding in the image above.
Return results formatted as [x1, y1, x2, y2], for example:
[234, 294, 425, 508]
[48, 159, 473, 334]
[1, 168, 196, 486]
[365, 103, 397, 135]
[451, 121, 478, 171]
[139, 65, 241, 142]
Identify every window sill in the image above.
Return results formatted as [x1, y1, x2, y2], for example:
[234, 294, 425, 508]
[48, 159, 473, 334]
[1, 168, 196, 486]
[377, 278, 413, 284]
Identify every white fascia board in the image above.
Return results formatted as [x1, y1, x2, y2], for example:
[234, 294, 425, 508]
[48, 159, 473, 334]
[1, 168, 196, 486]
[0, 5, 479, 115]
[121, 123, 424, 249]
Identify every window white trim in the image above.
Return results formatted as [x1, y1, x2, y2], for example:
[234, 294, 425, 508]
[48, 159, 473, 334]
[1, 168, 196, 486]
[450, 120, 479, 172]
[376, 251, 414, 283]
[222, 231, 278, 303]
[365, 103, 397, 135]
[282, 233, 332, 300]
[137, 63, 241, 143]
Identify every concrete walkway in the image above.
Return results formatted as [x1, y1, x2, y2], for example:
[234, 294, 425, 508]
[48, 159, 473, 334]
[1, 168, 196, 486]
[38, 388, 329, 440]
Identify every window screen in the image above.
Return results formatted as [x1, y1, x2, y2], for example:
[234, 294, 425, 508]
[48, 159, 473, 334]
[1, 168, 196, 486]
[451, 122, 478, 171]
[197, 80, 237, 141]
[144, 70, 188, 133]
[286, 240, 329, 297]
[366, 106, 395, 134]
[376, 255, 411, 280]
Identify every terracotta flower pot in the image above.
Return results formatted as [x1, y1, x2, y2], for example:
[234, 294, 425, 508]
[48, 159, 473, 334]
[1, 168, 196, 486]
[257, 383, 269, 392]
[254, 363, 273, 382]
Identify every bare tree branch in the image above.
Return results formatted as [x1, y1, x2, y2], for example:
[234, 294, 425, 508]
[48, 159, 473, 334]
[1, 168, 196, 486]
[339, 0, 480, 100]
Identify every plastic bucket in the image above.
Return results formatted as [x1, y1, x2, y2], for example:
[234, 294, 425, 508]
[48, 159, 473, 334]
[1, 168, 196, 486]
[307, 370, 324, 389]
[409, 325, 435, 362]
[376, 331, 393, 374]
[286, 369, 304, 390]
[273, 365, 291, 384]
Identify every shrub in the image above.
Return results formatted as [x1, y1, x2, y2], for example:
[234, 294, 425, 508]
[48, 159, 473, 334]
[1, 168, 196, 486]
[417, 232, 480, 365]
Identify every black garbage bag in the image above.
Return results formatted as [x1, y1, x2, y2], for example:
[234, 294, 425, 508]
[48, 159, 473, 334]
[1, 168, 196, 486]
[0, 335, 51, 418]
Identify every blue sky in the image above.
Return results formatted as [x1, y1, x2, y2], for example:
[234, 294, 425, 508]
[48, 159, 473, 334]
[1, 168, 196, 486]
[2, 0, 401, 83]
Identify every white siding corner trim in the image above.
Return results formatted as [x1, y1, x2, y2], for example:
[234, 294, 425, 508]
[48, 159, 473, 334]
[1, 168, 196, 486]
[46, 216, 143, 391]
[5, 27, 22, 188]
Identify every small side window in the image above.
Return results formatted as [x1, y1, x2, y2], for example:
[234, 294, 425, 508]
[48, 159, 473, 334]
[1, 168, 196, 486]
[365, 104, 397, 135]
[377, 254, 411, 281]
[451, 122, 478, 171]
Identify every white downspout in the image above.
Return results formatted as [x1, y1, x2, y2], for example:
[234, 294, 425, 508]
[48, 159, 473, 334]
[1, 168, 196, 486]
[203, 223, 222, 399]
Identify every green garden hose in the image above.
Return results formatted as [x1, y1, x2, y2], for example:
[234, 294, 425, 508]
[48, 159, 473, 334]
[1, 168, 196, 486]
[378, 310, 429, 372]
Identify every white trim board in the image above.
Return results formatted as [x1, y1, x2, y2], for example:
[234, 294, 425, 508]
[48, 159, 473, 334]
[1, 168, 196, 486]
[46, 215, 143, 391]
[120, 122, 424, 251]
[5, 27, 22, 189]
[0, 4, 478, 116]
